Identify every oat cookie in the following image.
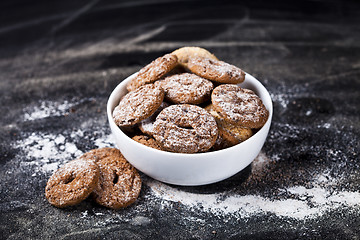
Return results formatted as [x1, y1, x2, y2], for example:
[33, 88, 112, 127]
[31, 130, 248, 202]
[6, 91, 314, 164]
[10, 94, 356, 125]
[163, 64, 187, 77]
[87, 148, 142, 209]
[80, 147, 120, 163]
[132, 135, 163, 150]
[126, 53, 178, 91]
[205, 104, 253, 148]
[155, 73, 213, 104]
[138, 101, 169, 136]
[188, 57, 245, 84]
[172, 46, 218, 69]
[152, 104, 218, 153]
[45, 158, 100, 208]
[211, 133, 234, 151]
[113, 83, 165, 127]
[211, 84, 269, 128]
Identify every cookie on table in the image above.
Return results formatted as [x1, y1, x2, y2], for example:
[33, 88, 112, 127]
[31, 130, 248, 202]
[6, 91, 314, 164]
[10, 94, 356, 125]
[126, 53, 178, 91]
[211, 84, 269, 128]
[132, 135, 163, 150]
[45, 158, 100, 208]
[205, 104, 253, 148]
[85, 148, 142, 209]
[188, 57, 245, 84]
[80, 147, 120, 163]
[113, 83, 165, 127]
[172, 46, 218, 69]
[152, 104, 218, 153]
[155, 73, 213, 104]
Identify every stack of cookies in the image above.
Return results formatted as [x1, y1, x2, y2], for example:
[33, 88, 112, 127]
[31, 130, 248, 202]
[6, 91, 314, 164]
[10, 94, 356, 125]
[45, 147, 142, 209]
[113, 47, 269, 153]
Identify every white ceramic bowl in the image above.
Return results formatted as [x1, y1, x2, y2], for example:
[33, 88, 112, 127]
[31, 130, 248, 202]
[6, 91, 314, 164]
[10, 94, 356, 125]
[107, 72, 273, 186]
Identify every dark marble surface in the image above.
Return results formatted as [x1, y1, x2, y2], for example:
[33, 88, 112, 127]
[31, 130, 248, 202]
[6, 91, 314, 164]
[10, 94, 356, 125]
[1, 0, 360, 239]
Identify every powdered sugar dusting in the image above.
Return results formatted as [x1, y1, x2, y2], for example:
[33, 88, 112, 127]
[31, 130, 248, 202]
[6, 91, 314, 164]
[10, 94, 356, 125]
[14, 130, 115, 176]
[23, 100, 75, 121]
[92, 153, 142, 209]
[211, 60, 244, 80]
[146, 152, 360, 220]
[188, 57, 245, 83]
[212, 84, 268, 127]
[60, 158, 95, 172]
[156, 73, 213, 104]
[16, 132, 83, 176]
[127, 53, 177, 91]
[113, 84, 164, 126]
[138, 102, 169, 136]
[153, 104, 218, 153]
[94, 134, 116, 148]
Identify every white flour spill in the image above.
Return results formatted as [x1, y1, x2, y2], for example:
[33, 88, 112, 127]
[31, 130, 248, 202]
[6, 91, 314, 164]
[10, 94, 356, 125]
[17, 132, 83, 175]
[270, 92, 290, 108]
[145, 153, 360, 220]
[17, 97, 116, 177]
[94, 133, 116, 148]
[23, 100, 76, 121]
[146, 173, 360, 220]
[15, 131, 115, 176]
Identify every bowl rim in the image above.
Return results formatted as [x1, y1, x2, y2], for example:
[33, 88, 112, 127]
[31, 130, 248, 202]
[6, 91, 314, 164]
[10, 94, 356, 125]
[107, 72, 273, 157]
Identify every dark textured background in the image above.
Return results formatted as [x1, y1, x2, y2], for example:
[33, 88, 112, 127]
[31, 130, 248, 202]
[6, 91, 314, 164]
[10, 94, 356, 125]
[0, 0, 359, 239]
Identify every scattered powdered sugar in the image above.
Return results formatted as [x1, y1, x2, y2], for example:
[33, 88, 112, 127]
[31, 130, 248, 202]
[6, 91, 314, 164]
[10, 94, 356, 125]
[16, 132, 84, 176]
[146, 179, 360, 220]
[145, 153, 360, 220]
[94, 134, 116, 148]
[318, 122, 331, 129]
[23, 100, 76, 121]
[270, 92, 290, 108]
[14, 130, 115, 176]
[81, 210, 89, 218]
[129, 216, 151, 226]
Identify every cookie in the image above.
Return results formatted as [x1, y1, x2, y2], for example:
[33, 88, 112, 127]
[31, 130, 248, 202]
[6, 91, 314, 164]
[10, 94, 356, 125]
[163, 64, 187, 77]
[45, 158, 100, 208]
[187, 57, 245, 84]
[152, 104, 218, 153]
[126, 53, 178, 91]
[205, 104, 253, 148]
[132, 135, 163, 150]
[155, 73, 213, 104]
[172, 46, 218, 69]
[211, 84, 269, 128]
[210, 133, 234, 151]
[113, 83, 165, 127]
[138, 101, 169, 136]
[80, 147, 120, 163]
[86, 148, 142, 209]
